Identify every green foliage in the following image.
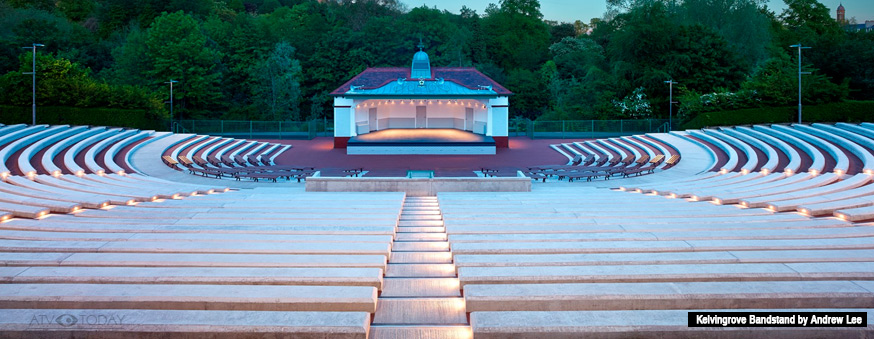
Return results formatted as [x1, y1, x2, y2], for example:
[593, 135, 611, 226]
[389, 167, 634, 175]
[0, 0, 869, 125]
[682, 101, 874, 129]
[678, 0, 771, 70]
[145, 11, 223, 117]
[482, 0, 550, 71]
[57, 0, 97, 21]
[0, 53, 162, 110]
[506, 68, 548, 119]
[251, 42, 302, 120]
[0, 105, 166, 130]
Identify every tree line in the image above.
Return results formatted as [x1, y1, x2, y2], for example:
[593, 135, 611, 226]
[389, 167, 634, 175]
[0, 0, 871, 124]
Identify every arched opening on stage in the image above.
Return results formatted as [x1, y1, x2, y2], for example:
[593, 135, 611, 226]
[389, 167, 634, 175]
[353, 99, 488, 135]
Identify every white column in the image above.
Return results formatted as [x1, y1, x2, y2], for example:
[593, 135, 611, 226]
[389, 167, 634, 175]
[333, 97, 356, 137]
[487, 97, 509, 137]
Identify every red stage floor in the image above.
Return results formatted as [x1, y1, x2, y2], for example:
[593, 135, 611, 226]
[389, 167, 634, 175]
[265, 137, 570, 177]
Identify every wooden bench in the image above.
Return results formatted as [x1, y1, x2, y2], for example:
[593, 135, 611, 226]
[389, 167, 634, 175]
[161, 155, 179, 169]
[177, 156, 197, 173]
[662, 154, 680, 169]
[525, 172, 547, 182]
[343, 168, 364, 177]
[237, 172, 280, 182]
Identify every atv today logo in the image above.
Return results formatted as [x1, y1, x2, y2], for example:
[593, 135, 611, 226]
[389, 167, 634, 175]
[29, 313, 128, 328]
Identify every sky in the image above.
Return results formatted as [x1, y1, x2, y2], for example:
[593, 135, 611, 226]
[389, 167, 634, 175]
[405, 0, 874, 24]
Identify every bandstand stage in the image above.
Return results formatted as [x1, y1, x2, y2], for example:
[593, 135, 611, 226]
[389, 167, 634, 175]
[331, 41, 512, 155]
[346, 128, 496, 155]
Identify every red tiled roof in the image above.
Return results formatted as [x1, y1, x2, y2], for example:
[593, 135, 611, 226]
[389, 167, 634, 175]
[330, 67, 512, 96]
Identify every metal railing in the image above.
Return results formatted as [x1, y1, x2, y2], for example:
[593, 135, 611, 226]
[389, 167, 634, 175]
[510, 119, 671, 139]
[172, 119, 333, 139]
[170, 118, 669, 140]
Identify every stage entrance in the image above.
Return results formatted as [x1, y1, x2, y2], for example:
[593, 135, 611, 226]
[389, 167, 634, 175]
[346, 128, 496, 155]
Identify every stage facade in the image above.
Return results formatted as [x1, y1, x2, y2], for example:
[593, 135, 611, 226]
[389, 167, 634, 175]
[330, 43, 512, 154]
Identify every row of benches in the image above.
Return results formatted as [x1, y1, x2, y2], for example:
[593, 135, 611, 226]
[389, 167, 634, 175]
[437, 189, 874, 337]
[160, 133, 307, 182]
[537, 134, 681, 182]
[620, 123, 874, 222]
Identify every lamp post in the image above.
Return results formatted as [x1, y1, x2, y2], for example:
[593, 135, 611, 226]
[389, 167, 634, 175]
[21, 43, 44, 125]
[165, 80, 178, 131]
[789, 44, 812, 123]
[664, 80, 677, 131]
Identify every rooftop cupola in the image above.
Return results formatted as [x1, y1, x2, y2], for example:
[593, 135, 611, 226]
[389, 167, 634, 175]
[411, 40, 431, 79]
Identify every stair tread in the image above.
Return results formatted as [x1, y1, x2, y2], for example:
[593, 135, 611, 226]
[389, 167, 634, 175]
[381, 278, 461, 297]
[373, 298, 467, 324]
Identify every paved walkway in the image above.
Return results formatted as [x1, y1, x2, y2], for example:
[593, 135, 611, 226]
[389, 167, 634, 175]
[267, 137, 567, 177]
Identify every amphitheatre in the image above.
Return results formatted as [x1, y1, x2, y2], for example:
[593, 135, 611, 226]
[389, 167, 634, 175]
[0, 118, 873, 338]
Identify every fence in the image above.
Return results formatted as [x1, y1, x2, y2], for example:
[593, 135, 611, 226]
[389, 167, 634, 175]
[170, 118, 670, 140]
[510, 119, 671, 139]
[172, 119, 333, 139]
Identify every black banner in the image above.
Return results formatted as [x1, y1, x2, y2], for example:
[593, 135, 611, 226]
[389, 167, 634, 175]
[688, 312, 867, 327]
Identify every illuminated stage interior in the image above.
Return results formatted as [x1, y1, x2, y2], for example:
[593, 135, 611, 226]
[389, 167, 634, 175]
[346, 129, 496, 155]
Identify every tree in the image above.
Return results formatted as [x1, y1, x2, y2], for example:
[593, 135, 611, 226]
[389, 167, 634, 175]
[506, 68, 549, 119]
[679, 0, 771, 70]
[482, 0, 550, 71]
[0, 52, 161, 110]
[107, 24, 151, 86]
[145, 11, 223, 117]
[252, 42, 302, 120]
[58, 0, 97, 21]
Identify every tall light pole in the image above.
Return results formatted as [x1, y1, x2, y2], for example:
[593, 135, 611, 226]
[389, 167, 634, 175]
[22, 43, 44, 125]
[789, 44, 811, 123]
[664, 80, 677, 131]
[165, 80, 178, 131]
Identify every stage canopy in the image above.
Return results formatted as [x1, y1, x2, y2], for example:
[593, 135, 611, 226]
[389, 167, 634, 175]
[330, 42, 512, 149]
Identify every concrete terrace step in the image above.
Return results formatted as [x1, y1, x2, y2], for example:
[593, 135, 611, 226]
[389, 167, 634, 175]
[4, 267, 384, 288]
[836, 205, 874, 222]
[452, 250, 874, 268]
[397, 226, 445, 233]
[444, 219, 847, 234]
[0, 220, 397, 235]
[0, 240, 391, 256]
[0, 230, 394, 243]
[456, 262, 874, 285]
[372, 298, 467, 325]
[448, 237, 874, 254]
[443, 214, 805, 226]
[395, 233, 447, 241]
[470, 309, 874, 339]
[463, 281, 874, 311]
[380, 278, 462, 297]
[385, 264, 457, 278]
[369, 325, 472, 339]
[0, 252, 388, 269]
[402, 206, 441, 211]
[75, 209, 401, 220]
[0, 283, 378, 312]
[399, 215, 443, 221]
[389, 252, 453, 264]
[447, 225, 874, 242]
[392, 242, 450, 252]
[401, 210, 442, 215]
[1, 309, 372, 338]
[398, 220, 445, 227]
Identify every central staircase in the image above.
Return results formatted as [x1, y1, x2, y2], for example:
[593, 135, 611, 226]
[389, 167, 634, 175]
[369, 196, 471, 338]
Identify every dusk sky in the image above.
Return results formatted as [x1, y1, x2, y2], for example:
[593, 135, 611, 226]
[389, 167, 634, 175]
[406, 0, 874, 24]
